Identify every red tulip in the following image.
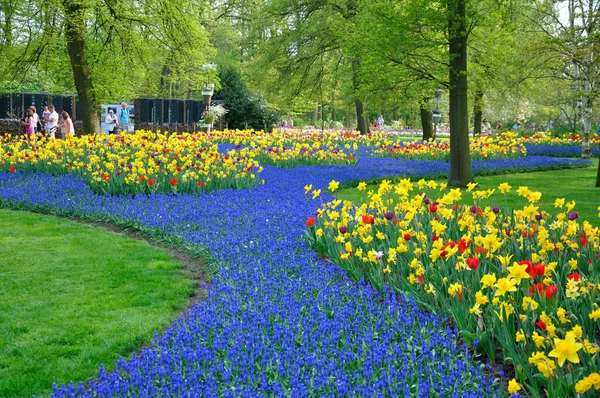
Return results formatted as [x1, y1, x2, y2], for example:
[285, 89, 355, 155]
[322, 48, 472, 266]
[170, 178, 178, 187]
[148, 179, 155, 187]
[429, 205, 438, 213]
[8, 166, 15, 173]
[536, 319, 547, 331]
[545, 285, 558, 299]
[568, 272, 580, 282]
[458, 239, 469, 254]
[403, 233, 411, 241]
[305, 217, 315, 227]
[531, 264, 545, 278]
[467, 257, 479, 270]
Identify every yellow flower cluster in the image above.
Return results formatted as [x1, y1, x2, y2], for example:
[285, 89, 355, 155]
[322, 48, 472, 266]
[306, 178, 600, 395]
[0, 131, 262, 194]
[498, 131, 600, 146]
[374, 136, 526, 160]
[204, 128, 386, 147]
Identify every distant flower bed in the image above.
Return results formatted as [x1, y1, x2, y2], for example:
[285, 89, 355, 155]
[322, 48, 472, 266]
[234, 143, 357, 167]
[307, 179, 600, 397]
[0, 132, 262, 195]
[499, 132, 600, 146]
[374, 137, 526, 161]
[525, 145, 600, 158]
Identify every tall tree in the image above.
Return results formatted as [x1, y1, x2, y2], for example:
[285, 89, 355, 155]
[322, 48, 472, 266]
[447, 0, 472, 186]
[62, 0, 100, 134]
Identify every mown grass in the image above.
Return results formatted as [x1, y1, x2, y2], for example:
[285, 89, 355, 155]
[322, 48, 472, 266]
[0, 209, 195, 398]
[336, 159, 600, 223]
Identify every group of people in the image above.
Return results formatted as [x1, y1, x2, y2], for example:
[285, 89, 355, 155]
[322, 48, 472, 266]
[373, 114, 384, 130]
[20, 102, 131, 141]
[104, 103, 131, 134]
[22, 104, 74, 142]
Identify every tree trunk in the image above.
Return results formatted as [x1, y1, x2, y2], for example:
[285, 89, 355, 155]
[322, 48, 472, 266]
[596, 151, 600, 187]
[420, 98, 433, 141]
[345, 110, 351, 130]
[311, 106, 318, 126]
[355, 100, 368, 135]
[447, 0, 472, 187]
[62, 0, 99, 134]
[473, 88, 483, 136]
[351, 59, 368, 135]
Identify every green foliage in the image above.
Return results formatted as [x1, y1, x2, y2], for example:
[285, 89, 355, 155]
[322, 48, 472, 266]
[0, 209, 195, 398]
[214, 67, 279, 130]
[0, 0, 216, 102]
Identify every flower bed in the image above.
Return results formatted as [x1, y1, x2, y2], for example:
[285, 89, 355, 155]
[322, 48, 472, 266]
[525, 145, 600, 158]
[495, 132, 600, 158]
[0, 147, 593, 397]
[374, 137, 526, 161]
[0, 132, 262, 195]
[306, 179, 600, 397]
[0, 167, 494, 397]
[234, 143, 357, 167]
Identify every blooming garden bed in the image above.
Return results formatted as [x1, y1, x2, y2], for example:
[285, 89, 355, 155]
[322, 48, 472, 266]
[0, 130, 595, 397]
[306, 179, 600, 397]
[374, 138, 526, 161]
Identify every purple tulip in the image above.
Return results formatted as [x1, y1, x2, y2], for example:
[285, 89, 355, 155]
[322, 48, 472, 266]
[384, 211, 394, 220]
[470, 205, 477, 214]
[423, 197, 431, 205]
[568, 212, 579, 221]
[339, 225, 347, 234]
[535, 213, 543, 221]
[492, 206, 500, 214]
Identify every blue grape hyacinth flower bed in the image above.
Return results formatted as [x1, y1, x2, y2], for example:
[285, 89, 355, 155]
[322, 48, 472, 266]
[525, 144, 600, 157]
[0, 155, 590, 397]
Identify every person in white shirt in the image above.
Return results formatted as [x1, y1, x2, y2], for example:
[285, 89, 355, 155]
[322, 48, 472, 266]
[377, 114, 384, 130]
[57, 111, 75, 138]
[46, 105, 59, 140]
[105, 110, 118, 134]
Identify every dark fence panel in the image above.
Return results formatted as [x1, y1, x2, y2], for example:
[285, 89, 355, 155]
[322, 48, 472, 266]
[135, 98, 207, 126]
[0, 93, 80, 120]
[0, 94, 10, 118]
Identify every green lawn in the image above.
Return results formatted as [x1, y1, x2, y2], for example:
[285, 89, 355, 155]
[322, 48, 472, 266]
[336, 159, 600, 223]
[0, 209, 195, 398]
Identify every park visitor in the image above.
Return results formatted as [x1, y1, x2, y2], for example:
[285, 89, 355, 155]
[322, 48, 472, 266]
[377, 114, 384, 130]
[118, 102, 130, 133]
[106, 110, 118, 134]
[29, 106, 41, 135]
[46, 105, 59, 140]
[42, 106, 50, 124]
[496, 121, 503, 131]
[23, 108, 35, 143]
[57, 111, 75, 138]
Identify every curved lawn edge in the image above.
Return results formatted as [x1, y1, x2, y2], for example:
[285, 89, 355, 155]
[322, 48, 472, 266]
[0, 209, 204, 398]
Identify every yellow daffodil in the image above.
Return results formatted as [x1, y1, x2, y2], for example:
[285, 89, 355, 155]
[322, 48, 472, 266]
[507, 378, 521, 394]
[548, 332, 583, 366]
